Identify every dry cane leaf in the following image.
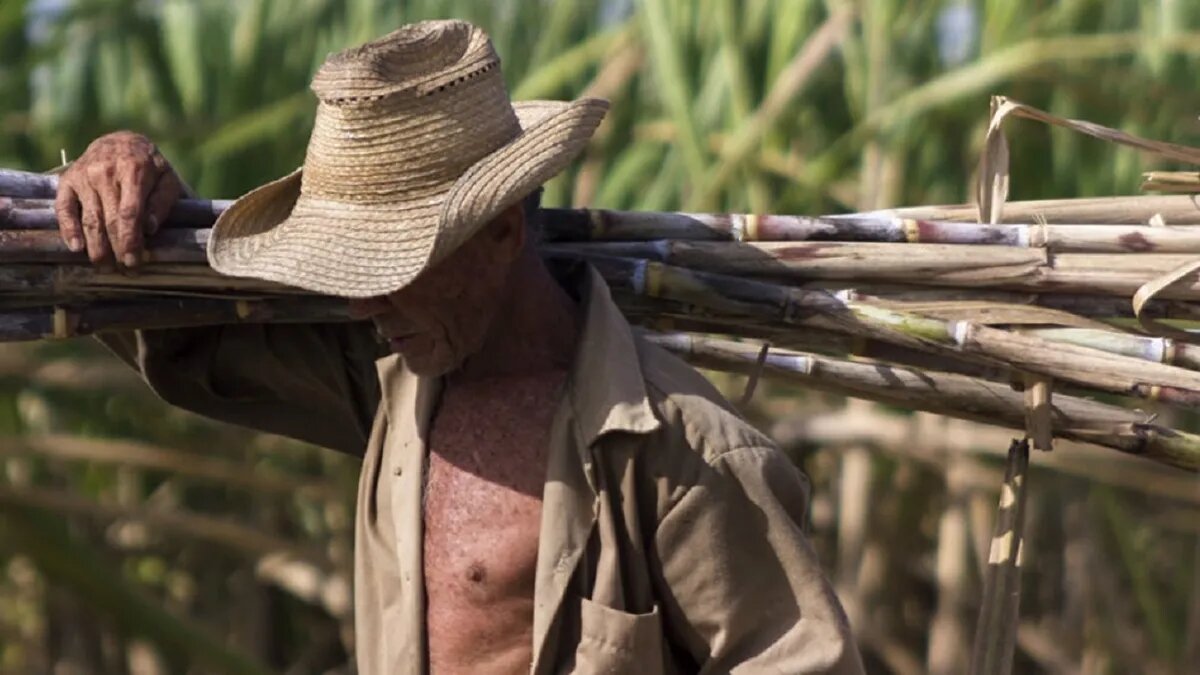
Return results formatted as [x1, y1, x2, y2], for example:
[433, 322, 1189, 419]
[1132, 258, 1200, 342]
[977, 96, 1013, 226]
[994, 97, 1200, 165]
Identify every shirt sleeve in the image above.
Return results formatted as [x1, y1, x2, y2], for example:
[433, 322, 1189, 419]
[652, 445, 866, 674]
[96, 322, 384, 455]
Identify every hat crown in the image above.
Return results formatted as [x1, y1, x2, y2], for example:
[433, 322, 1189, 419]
[300, 20, 521, 204]
[311, 20, 497, 103]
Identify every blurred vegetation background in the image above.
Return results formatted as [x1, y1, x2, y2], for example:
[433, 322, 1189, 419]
[1, 0, 1199, 673]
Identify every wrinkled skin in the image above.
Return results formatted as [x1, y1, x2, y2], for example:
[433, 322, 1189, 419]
[54, 131, 184, 269]
[59, 131, 581, 675]
[346, 208, 525, 378]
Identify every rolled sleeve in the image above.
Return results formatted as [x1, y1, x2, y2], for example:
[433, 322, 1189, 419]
[652, 446, 865, 674]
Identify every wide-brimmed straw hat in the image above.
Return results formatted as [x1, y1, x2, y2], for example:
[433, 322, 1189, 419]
[207, 20, 608, 298]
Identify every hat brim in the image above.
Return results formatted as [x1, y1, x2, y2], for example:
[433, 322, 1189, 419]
[207, 97, 608, 298]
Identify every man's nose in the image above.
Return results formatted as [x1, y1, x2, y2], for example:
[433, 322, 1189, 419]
[347, 295, 390, 320]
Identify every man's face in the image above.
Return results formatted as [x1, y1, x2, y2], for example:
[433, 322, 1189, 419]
[347, 209, 523, 377]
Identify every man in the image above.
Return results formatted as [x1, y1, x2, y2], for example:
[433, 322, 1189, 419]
[54, 20, 863, 675]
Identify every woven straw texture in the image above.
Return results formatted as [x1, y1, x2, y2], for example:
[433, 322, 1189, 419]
[208, 19, 608, 297]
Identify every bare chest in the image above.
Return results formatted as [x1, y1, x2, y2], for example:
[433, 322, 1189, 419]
[422, 396, 553, 592]
[422, 372, 566, 671]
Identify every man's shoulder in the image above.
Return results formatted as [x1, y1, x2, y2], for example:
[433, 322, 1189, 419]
[631, 333, 776, 464]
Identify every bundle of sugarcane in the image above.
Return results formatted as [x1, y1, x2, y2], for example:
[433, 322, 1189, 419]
[4, 97, 1200, 472]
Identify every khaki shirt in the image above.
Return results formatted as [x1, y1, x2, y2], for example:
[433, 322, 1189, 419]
[102, 265, 863, 674]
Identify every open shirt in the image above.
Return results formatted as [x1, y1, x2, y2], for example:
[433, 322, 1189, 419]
[101, 264, 863, 674]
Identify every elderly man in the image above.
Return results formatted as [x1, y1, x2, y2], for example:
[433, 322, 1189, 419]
[53, 20, 862, 675]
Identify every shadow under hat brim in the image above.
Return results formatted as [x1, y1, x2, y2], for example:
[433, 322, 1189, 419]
[207, 97, 609, 298]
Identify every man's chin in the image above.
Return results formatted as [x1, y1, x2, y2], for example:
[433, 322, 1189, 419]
[398, 350, 461, 378]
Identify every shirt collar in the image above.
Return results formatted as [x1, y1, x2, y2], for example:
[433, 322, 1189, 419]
[566, 264, 662, 446]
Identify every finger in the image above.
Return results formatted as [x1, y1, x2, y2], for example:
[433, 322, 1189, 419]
[145, 164, 183, 237]
[54, 183, 85, 253]
[85, 163, 124, 267]
[113, 160, 155, 268]
[76, 183, 114, 268]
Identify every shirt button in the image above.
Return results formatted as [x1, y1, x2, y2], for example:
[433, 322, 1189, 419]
[393, 465, 403, 476]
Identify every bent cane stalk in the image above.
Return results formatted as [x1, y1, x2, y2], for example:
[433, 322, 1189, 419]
[969, 439, 1030, 675]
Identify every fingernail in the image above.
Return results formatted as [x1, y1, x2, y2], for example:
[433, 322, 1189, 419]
[123, 253, 139, 268]
[68, 237, 83, 252]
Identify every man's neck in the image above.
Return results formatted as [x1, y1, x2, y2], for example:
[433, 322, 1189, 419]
[452, 248, 580, 382]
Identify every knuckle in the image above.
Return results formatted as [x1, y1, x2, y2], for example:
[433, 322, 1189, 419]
[118, 205, 141, 222]
[85, 162, 113, 180]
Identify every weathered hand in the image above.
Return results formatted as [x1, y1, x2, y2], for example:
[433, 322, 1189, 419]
[54, 131, 184, 269]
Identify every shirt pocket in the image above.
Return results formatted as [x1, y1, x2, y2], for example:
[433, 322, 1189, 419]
[573, 597, 665, 675]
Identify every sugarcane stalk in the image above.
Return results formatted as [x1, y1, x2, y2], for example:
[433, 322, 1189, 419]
[0, 228, 208, 263]
[560, 208, 1200, 250]
[7, 228, 1200, 301]
[644, 331, 1200, 471]
[5, 249, 1200, 391]
[634, 311, 1200, 431]
[844, 287, 1200, 322]
[880, 195, 1200, 226]
[584, 255, 1200, 404]
[1, 259, 1195, 324]
[626, 301, 1013, 382]
[0, 169, 59, 199]
[0, 296, 352, 341]
[548, 240, 1200, 300]
[6, 164, 1200, 227]
[0, 264, 300, 295]
[14, 197, 1200, 253]
[6, 230, 1198, 324]
[8, 166, 1200, 245]
[1015, 327, 1200, 371]
[0, 196, 231, 230]
[969, 439, 1030, 675]
[0, 170, 1165, 229]
[635, 305, 1200, 383]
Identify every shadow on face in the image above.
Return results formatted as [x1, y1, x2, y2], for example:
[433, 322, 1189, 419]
[347, 203, 527, 376]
